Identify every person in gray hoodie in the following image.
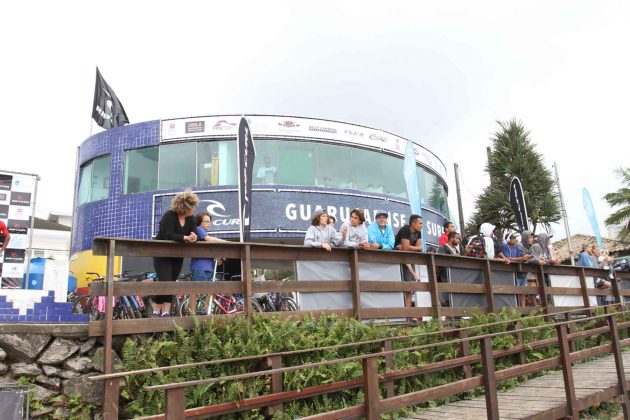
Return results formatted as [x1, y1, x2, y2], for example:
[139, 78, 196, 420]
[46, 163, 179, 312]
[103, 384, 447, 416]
[530, 232, 559, 265]
[304, 210, 343, 251]
[340, 208, 369, 249]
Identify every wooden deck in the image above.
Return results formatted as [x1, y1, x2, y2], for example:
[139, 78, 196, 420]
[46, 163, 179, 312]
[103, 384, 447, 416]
[410, 351, 630, 419]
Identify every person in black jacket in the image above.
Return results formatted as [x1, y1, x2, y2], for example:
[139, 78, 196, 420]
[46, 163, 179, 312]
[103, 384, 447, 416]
[152, 190, 199, 317]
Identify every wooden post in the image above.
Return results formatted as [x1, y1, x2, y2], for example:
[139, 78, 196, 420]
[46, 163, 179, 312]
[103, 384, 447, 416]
[510, 320, 527, 366]
[242, 245, 253, 321]
[536, 265, 550, 320]
[165, 388, 186, 419]
[427, 254, 443, 325]
[267, 355, 284, 415]
[565, 312, 576, 354]
[103, 239, 118, 418]
[362, 356, 380, 420]
[482, 260, 496, 313]
[578, 267, 591, 314]
[556, 324, 578, 419]
[350, 249, 361, 320]
[611, 271, 622, 305]
[103, 379, 120, 420]
[480, 337, 500, 419]
[607, 313, 630, 418]
[382, 339, 395, 398]
[458, 329, 473, 379]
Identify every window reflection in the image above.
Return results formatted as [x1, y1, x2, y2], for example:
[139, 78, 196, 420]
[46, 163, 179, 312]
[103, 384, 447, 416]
[124, 147, 158, 194]
[77, 154, 111, 205]
[158, 142, 196, 190]
[197, 141, 237, 187]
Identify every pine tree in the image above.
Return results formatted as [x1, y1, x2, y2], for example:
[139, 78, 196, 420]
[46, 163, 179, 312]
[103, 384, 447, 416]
[604, 167, 630, 240]
[469, 119, 561, 234]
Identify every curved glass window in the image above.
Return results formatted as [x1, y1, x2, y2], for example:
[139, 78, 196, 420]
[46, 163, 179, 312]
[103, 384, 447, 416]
[77, 154, 111, 205]
[251, 140, 431, 200]
[119, 138, 449, 215]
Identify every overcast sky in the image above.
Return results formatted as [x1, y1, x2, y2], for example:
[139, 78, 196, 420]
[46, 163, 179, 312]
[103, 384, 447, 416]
[1, 1, 628, 240]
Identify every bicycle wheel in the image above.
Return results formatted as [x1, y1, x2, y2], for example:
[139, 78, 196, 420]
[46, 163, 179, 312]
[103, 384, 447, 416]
[179, 297, 190, 316]
[71, 295, 90, 314]
[252, 299, 264, 313]
[280, 297, 297, 311]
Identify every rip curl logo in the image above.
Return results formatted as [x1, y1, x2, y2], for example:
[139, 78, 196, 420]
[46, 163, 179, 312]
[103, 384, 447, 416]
[201, 200, 230, 218]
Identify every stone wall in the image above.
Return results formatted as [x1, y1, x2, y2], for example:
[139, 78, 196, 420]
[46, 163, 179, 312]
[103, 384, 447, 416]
[0, 332, 118, 418]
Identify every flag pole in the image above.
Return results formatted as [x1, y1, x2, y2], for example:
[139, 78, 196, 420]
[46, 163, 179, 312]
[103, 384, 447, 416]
[553, 162, 575, 265]
[454, 163, 466, 235]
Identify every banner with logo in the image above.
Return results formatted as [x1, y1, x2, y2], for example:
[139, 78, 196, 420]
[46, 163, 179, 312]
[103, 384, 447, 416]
[237, 117, 256, 242]
[92, 67, 129, 130]
[582, 188, 604, 250]
[0, 172, 35, 288]
[154, 188, 449, 246]
[509, 177, 529, 232]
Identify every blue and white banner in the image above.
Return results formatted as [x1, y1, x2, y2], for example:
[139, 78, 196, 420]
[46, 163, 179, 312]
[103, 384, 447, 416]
[582, 188, 604, 250]
[403, 139, 425, 251]
[154, 188, 448, 245]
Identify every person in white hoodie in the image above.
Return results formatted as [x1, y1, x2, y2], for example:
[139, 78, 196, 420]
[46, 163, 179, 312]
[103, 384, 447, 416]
[304, 210, 343, 251]
[340, 208, 370, 249]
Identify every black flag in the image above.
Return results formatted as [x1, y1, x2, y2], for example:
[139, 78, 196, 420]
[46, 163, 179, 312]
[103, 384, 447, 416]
[509, 177, 529, 232]
[237, 117, 256, 242]
[92, 67, 129, 129]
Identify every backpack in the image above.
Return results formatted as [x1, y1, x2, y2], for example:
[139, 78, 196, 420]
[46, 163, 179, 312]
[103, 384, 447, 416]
[466, 234, 486, 258]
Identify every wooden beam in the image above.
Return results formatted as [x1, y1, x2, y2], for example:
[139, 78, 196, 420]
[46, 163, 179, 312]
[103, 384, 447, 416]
[480, 337, 500, 419]
[556, 324, 578, 419]
[350, 249, 361, 320]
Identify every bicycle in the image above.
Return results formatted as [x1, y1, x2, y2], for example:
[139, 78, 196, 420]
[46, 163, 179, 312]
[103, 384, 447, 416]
[254, 292, 297, 312]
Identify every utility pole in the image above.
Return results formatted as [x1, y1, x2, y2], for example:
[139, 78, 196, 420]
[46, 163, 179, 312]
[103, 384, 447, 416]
[454, 163, 466, 235]
[553, 162, 575, 265]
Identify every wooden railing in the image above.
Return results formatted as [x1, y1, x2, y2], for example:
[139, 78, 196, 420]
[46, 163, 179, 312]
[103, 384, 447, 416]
[88, 237, 630, 418]
[91, 303, 630, 419]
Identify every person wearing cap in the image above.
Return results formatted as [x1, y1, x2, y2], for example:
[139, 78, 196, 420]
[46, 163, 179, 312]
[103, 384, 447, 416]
[501, 232, 531, 306]
[367, 210, 395, 250]
[304, 210, 342, 251]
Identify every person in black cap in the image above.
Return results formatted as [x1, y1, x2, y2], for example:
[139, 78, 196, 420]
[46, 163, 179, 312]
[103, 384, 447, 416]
[367, 210, 395, 250]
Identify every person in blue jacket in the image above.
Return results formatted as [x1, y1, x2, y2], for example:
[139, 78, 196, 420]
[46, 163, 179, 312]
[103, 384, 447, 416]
[367, 210, 395, 250]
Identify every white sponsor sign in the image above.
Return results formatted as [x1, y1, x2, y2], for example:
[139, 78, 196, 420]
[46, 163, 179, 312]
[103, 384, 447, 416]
[160, 115, 447, 180]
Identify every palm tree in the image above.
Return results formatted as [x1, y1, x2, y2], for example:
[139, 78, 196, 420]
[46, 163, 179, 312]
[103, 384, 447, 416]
[604, 167, 630, 240]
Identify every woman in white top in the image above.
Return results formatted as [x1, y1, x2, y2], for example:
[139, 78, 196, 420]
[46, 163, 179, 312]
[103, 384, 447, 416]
[340, 208, 369, 249]
[304, 210, 342, 251]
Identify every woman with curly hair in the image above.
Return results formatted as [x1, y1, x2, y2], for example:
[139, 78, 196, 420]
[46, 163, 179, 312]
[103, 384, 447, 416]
[152, 190, 199, 317]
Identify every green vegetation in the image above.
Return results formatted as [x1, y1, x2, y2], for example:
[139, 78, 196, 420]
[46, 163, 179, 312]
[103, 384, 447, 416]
[119, 309, 584, 418]
[468, 119, 561, 235]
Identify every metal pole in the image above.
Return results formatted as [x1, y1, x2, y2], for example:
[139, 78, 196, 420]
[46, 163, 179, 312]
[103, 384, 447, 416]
[454, 163, 466, 233]
[553, 162, 575, 265]
[24, 174, 40, 288]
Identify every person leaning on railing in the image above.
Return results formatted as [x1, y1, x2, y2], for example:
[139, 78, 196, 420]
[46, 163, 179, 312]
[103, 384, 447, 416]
[340, 208, 370, 249]
[304, 210, 343, 252]
[367, 210, 395, 250]
[152, 190, 199, 317]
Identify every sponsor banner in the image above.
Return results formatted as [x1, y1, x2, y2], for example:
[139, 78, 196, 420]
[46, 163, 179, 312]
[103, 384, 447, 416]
[509, 177, 529, 232]
[10, 191, 31, 206]
[237, 117, 256, 242]
[0, 204, 8, 219]
[0, 192, 8, 203]
[8, 234, 28, 249]
[154, 189, 448, 245]
[160, 115, 447, 180]
[11, 175, 35, 193]
[2, 248, 25, 264]
[7, 219, 28, 235]
[8, 205, 29, 220]
[185, 120, 205, 134]
[0, 174, 13, 191]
